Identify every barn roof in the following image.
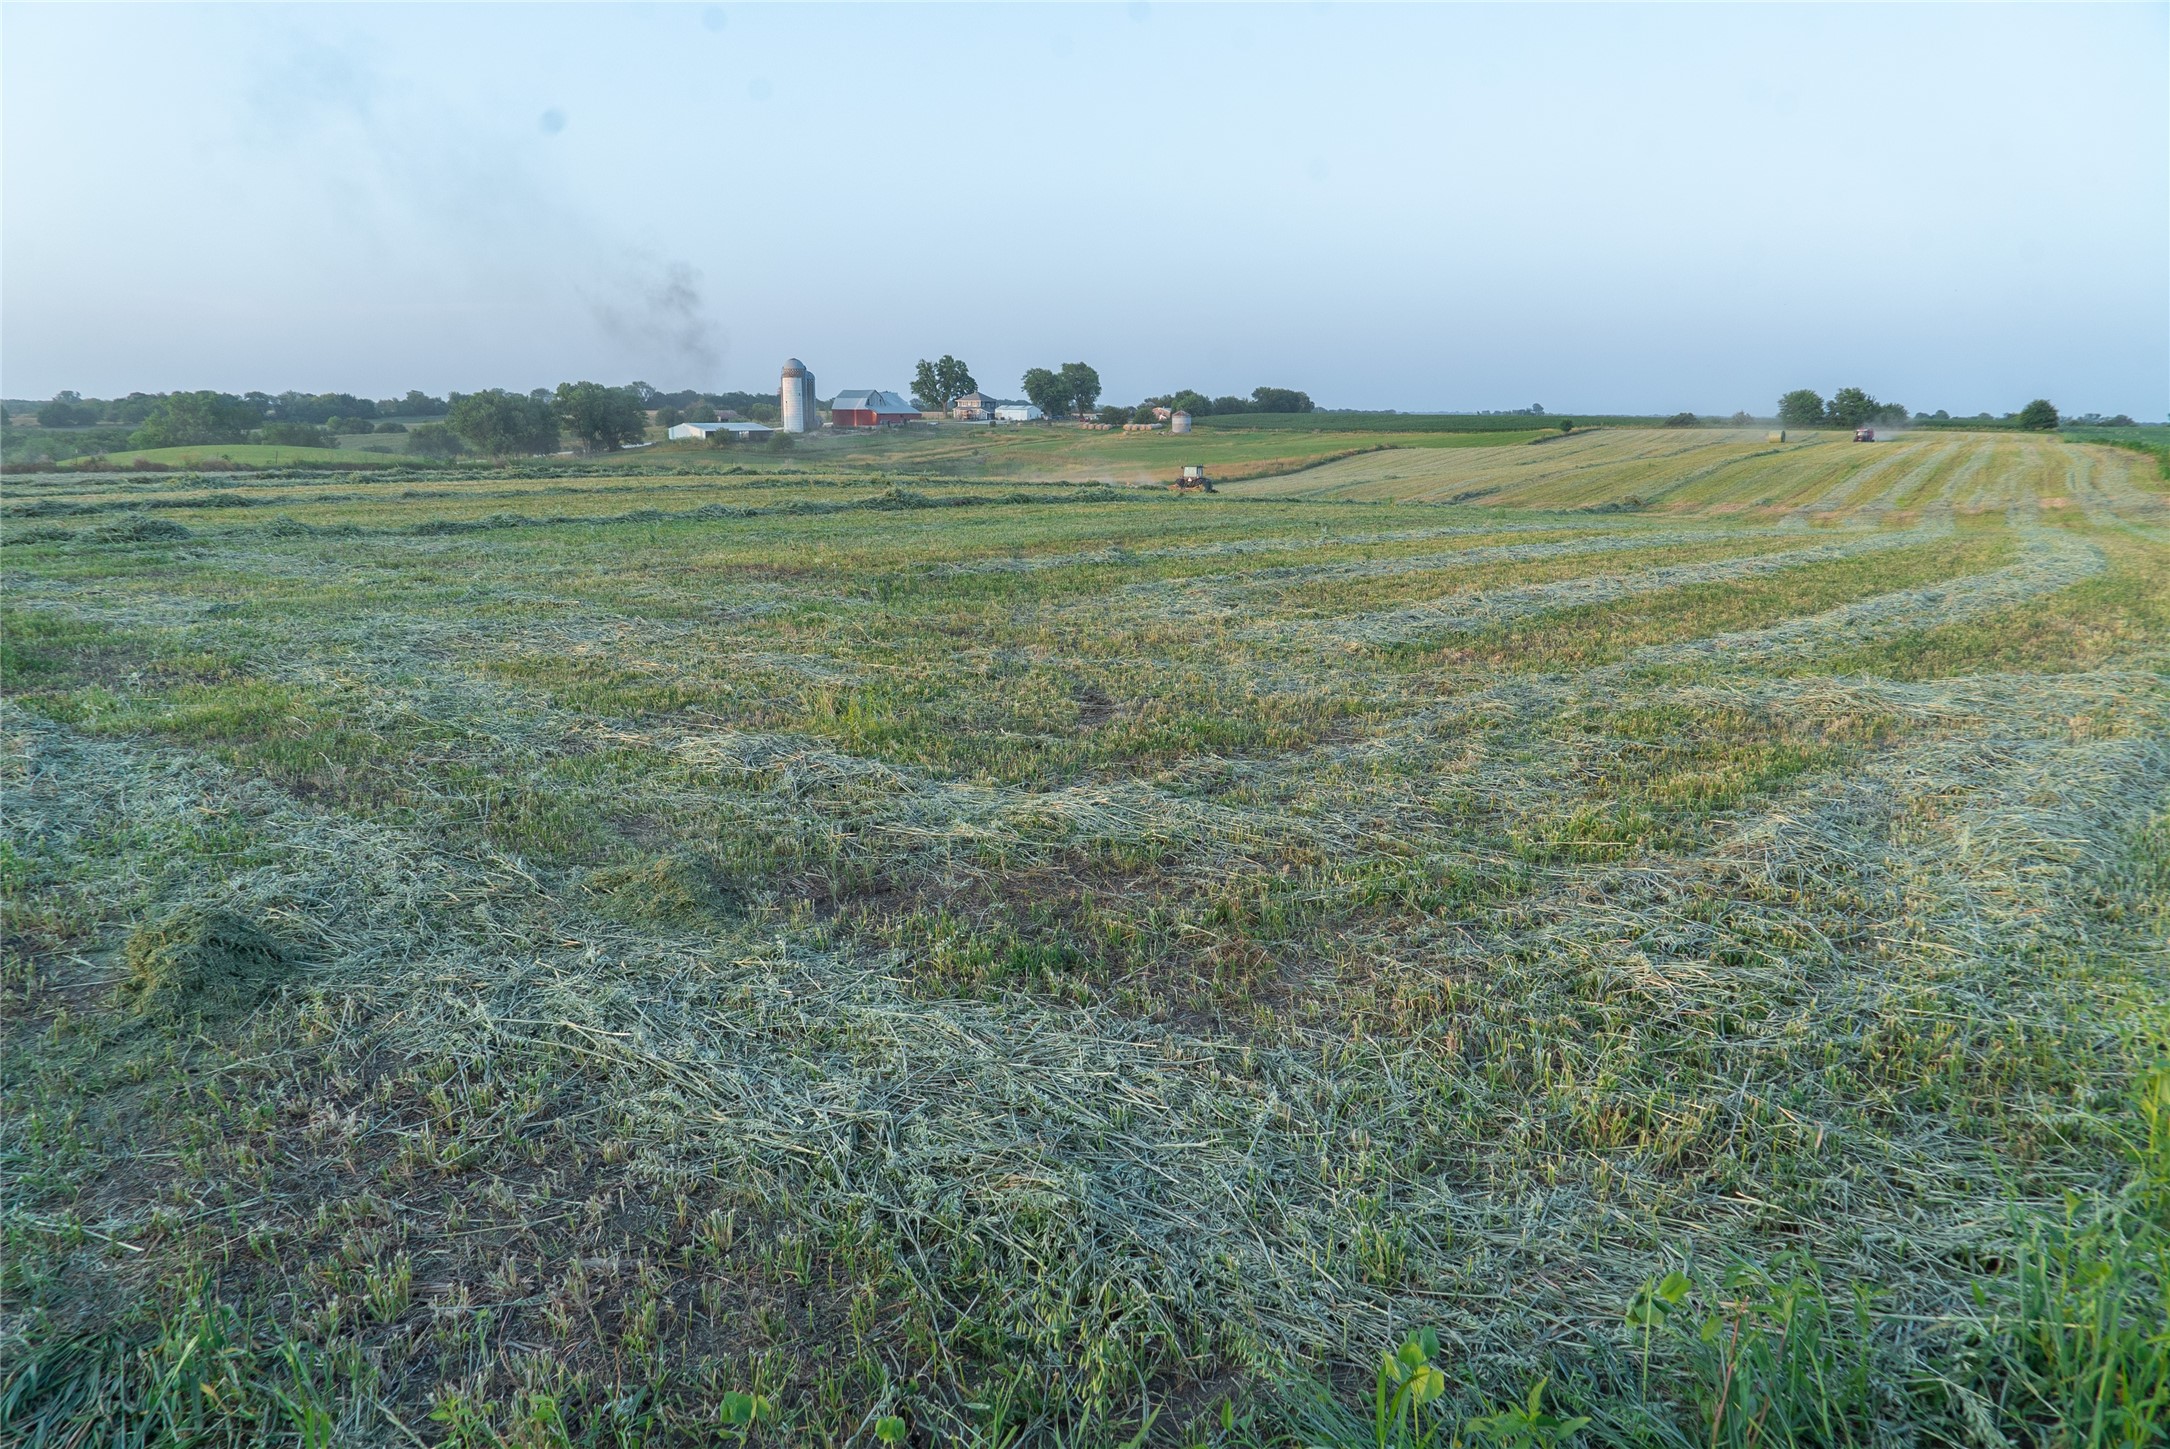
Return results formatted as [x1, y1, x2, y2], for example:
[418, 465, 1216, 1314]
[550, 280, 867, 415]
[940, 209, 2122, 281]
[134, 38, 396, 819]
[832, 389, 917, 414]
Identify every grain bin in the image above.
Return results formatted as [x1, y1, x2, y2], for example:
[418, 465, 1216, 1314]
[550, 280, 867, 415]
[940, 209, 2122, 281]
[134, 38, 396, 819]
[1169, 410, 1192, 434]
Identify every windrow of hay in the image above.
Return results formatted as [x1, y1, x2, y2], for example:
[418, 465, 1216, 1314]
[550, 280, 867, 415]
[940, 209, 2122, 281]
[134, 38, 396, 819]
[1268, 527, 1939, 648]
[1101, 525, 1827, 623]
[1619, 527, 2107, 672]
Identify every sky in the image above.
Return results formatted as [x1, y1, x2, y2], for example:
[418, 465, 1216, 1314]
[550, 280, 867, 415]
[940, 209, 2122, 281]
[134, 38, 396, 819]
[2, 2, 2164, 417]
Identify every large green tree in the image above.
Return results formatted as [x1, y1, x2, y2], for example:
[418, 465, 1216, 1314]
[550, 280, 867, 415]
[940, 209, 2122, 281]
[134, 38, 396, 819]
[447, 390, 560, 456]
[128, 391, 262, 449]
[911, 356, 977, 412]
[1777, 389, 1827, 427]
[1057, 362, 1101, 416]
[1251, 386, 1313, 413]
[2016, 398, 2060, 431]
[552, 382, 648, 453]
[1825, 387, 1885, 430]
[1020, 368, 1069, 417]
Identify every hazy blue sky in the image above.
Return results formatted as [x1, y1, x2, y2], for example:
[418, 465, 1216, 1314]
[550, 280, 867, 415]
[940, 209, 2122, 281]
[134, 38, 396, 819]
[4, 3, 2163, 415]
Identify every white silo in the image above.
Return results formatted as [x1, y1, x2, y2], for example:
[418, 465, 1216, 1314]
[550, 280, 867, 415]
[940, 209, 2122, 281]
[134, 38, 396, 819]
[1169, 410, 1193, 434]
[780, 357, 818, 433]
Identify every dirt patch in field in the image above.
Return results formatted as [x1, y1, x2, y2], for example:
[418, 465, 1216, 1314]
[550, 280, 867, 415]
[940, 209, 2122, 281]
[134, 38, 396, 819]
[1072, 684, 1118, 729]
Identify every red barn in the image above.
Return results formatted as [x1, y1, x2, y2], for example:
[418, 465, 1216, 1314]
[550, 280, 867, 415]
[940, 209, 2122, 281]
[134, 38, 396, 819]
[830, 389, 918, 428]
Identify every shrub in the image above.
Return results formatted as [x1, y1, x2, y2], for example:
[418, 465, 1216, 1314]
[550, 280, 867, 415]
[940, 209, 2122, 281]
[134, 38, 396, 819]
[258, 422, 333, 448]
[407, 422, 464, 459]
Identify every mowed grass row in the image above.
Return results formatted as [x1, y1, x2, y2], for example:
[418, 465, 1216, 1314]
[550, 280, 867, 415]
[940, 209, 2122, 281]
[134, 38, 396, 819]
[1226, 429, 2170, 525]
[3, 442, 2168, 1447]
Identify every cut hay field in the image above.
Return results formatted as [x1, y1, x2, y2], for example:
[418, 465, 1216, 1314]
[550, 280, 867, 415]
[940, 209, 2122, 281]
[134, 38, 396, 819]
[4, 432, 2167, 1447]
[1224, 426, 2170, 522]
[647, 421, 1549, 485]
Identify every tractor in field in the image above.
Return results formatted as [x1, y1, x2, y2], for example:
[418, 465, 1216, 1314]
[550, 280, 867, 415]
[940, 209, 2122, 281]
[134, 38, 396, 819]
[1172, 465, 1215, 493]
[1854, 427, 1877, 442]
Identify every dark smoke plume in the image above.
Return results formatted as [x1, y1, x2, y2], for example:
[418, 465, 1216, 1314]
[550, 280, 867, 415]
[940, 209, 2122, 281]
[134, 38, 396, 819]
[590, 259, 721, 382]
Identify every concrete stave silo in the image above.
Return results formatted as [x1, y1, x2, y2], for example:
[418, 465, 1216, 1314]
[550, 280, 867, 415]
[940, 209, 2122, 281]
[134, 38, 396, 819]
[780, 358, 818, 433]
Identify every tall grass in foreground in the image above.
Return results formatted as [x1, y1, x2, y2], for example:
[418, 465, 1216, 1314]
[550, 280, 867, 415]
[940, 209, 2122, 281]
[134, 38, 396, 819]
[0, 1286, 363, 1448]
[1288, 1066, 2168, 1449]
[1947, 1065, 2170, 1448]
[9, 1090, 2160, 1449]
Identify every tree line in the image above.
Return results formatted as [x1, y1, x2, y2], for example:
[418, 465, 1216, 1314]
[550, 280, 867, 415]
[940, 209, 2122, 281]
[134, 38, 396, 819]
[1778, 388, 2063, 432]
[26, 388, 451, 431]
[898, 355, 1312, 425]
[4, 382, 701, 460]
[1099, 386, 1313, 428]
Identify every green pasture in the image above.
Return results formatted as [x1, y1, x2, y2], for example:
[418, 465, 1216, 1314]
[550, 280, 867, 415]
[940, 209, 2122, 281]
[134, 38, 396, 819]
[68, 441, 425, 469]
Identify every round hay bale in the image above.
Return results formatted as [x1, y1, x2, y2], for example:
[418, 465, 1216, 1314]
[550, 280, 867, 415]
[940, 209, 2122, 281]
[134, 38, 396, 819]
[119, 906, 294, 1018]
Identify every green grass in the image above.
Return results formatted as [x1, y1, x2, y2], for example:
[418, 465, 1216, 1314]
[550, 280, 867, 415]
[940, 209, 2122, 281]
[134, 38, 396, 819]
[3, 432, 2166, 1446]
[1196, 412, 1660, 432]
[78, 442, 425, 468]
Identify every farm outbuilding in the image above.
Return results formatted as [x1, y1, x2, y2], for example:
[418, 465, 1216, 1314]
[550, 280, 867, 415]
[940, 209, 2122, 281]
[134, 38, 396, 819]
[993, 404, 1043, 423]
[679, 421, 774, 442]
[829, 390, 919, 428]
